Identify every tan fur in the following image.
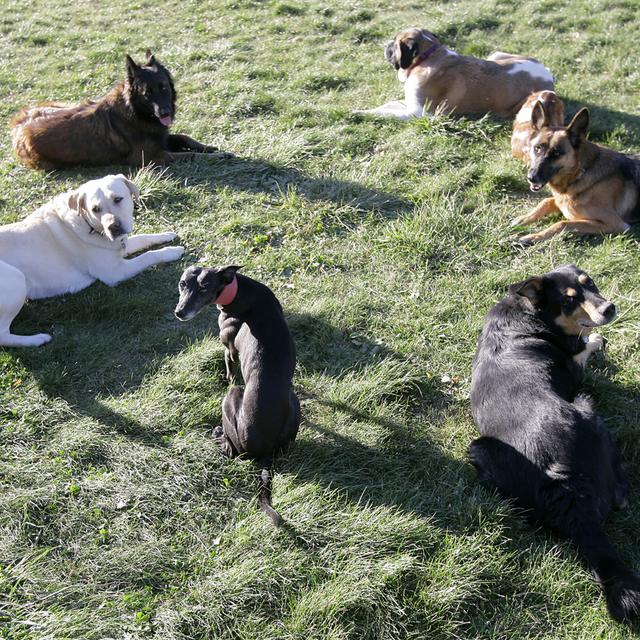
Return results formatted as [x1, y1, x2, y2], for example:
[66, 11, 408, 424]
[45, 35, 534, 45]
[397, 29, 554, 116]
[515, 107, 640, 243]
[511, 91, 565, 161]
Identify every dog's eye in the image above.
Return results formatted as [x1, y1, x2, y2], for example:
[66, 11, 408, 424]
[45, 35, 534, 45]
[114, 196, 123, 204]
[92, 205, 101, 214]
[179, 281, 186, 290]
[158, 83, 165, 92]
[534, 145, 543, 154]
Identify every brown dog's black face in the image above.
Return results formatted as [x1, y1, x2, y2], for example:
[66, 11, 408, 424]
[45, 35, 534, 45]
[385, 28, 439, 70]
[527, 106, 589, 192]
[126, 50, 177, 127]
[509, 265, 616, 335]
[174, 265, 241, 321]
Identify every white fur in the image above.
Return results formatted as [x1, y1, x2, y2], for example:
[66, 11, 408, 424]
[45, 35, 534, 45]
[0, 174, 184, 348]
[507, 60, 554, 84]
[353, 73, 426, 120]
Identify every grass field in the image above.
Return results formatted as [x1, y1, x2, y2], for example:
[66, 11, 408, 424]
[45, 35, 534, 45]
[2, 0, 640, 638]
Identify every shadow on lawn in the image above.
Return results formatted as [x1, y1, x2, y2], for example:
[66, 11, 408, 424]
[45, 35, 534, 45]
[168, 154, 412, 220]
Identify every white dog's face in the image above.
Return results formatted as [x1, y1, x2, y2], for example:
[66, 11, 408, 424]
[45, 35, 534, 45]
[69, 174, 139, 241]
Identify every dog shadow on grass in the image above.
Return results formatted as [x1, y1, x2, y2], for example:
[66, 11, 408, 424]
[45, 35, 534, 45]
[168, 155, 412, 221]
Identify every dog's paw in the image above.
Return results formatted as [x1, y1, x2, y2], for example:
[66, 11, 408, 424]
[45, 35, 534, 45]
[203, 145, 220, 153]
[588, 333, 605, 351]
[516, 233, 538, 246]
[208, 151, 234, 161]
[213, 425, 224, 440]
[158, 231, 178, 244]
[29, 333, 53, 347]
[160, 245, 185, 262]
[510, 215, 530, 228]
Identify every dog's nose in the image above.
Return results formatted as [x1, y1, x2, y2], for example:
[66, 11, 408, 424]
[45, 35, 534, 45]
[107, 221, 123, 236]
[600, 302, 616, 320]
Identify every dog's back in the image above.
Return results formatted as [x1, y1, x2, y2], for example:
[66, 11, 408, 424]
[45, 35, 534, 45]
[470, 269, 640, 622]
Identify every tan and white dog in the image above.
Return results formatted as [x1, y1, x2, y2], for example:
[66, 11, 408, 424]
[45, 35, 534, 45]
[0, 174, 184, 347]
[355, 28, 554, 120]
[511, 90, 565, 162]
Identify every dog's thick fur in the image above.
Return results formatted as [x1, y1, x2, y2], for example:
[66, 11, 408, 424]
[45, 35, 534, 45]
[0, 174, 184, 347]
[470, 265, 640, 623]
[355, 28, 554, 120]
[512, 106, 640, 243]
[11, 51, 226, 169]
[511, 90, 565, 161]
[174, 265, 301, 527]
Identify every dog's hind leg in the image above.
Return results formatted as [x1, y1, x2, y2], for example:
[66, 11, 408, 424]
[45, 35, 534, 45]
[0, 262, 51, 348]
[216, 385, 245, 458]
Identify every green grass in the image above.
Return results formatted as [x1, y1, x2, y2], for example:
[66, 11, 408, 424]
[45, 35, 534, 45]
[1, 0, 640, 638]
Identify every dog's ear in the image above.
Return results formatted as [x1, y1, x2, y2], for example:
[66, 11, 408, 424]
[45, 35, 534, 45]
[531, 101, 548, 131]
[126, 55, 139, 81]
[509, 276, 544, 306]
[145, 49, 156, 66]
[67, 189, 86, 213]
[567, 107, 590, 147]
[116, 174, 140, 204]
[221, 265, 242, 284]
[398, 39, 418, 69]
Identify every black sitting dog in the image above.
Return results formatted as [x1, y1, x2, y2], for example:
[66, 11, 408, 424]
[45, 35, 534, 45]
[469, 264, 640, 622]
[175, 265, 300, 526]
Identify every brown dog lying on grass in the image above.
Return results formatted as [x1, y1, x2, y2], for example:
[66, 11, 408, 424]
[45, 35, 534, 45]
[355, 28, 555, 120]
[512, 105, 640, 244]
[511, 90, 565, 162]
[11, 50, 229, 169]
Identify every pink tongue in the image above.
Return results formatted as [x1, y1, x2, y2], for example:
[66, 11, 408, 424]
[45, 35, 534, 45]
[159, 115, 173, 126]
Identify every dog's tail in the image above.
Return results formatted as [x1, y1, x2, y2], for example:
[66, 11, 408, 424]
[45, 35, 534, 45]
[572, 518, 640, 622]
[257, 457, 282, 527]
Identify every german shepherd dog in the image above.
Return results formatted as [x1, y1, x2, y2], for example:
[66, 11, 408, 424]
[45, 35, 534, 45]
[470, 265, 640, 623]
[512, 105, 640, 243]
[11, 51, 227, 169]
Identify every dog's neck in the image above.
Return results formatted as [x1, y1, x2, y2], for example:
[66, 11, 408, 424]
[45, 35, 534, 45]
[215, 276, 239, 308]
[407, 43, 440, 75]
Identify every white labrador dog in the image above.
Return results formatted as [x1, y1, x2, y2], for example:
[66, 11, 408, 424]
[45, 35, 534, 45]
[0, 174, 184, 347]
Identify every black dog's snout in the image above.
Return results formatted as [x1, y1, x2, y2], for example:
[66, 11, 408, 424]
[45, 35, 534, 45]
[600, 302, 616, 320]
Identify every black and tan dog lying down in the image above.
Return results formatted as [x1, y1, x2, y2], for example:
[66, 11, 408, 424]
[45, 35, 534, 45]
[470, 265, 640, 622]
[175, 265, 300, 526]
[11, 50, 229, 169]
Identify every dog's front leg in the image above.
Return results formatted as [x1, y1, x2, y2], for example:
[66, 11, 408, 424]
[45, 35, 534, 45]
[511, 197, 560, 227]
[166, 134, 219, 153]
[99, 246, 184, 286]
[124, 232, 179, 256]
[353, 100, 416, 121]
[573, 333, 604, 368]
[161, 150, 234, 163]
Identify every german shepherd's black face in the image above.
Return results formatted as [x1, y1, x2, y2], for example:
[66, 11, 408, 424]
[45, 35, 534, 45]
[509, 265, 616, 335]
[527, 106, 590, 192]
[385, 28, 439, 70]
[125, 50, 176, 127]
[174, 265, 241, 321]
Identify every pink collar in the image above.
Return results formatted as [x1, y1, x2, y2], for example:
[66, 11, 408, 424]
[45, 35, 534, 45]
[407, 43, 440, 75]
[215, 276, 238, 307]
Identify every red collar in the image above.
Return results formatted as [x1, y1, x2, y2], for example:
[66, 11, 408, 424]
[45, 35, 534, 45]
[407, 43, 440, 75]
[215, 276, 238, 307]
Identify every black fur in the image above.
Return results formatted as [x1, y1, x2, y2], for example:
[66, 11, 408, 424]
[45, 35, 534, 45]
[470, 265, 640, 623]
[175, 266, 300, 527]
